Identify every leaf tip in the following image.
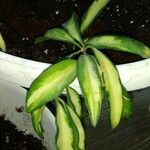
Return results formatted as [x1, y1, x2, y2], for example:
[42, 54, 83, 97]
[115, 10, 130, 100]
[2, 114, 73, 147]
[35, 129, 44, 139]
[111, 120, 119, 129]
[91, 117, 99, 128]
[0, 33, 6, 52]
[35, 37, 48, 44]
[144, 47, 150, 58]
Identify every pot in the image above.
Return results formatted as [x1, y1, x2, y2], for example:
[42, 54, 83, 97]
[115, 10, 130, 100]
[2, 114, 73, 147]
[0, 51, 150, 93]
[0, 80, 56, 150]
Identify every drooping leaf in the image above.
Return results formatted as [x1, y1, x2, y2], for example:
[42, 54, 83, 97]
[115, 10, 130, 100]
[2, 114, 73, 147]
[87, 35, 150, 58]
[56, 99, 74, 150]
[122, 87, 133, 119]
[66, 104, 85, 150]
[92, 47, 122, 128]
[66, 86, 82, 118]
[63, 12, 84, 46]
[26, 59, 77, 113]
[36, 28, 81, 48]
[105, 86, 133, 120]
[77, 54, 103, 127]
[31, 106, 45, 138]
[56, 98, 85, 150]
[0, 33, 6, 52]
[80, 0, 110, 33]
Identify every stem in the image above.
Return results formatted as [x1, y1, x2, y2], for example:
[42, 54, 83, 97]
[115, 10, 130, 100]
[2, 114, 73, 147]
[75, 42, 82, 49]
[67, 47, 87, 58]
[67, 49, 83, 58]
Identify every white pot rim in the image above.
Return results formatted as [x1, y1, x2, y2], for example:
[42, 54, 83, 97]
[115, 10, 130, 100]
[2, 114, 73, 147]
[0, 51, 150, 92]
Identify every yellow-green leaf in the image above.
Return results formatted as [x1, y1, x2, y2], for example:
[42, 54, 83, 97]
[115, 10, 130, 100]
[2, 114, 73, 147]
[66, 105, 85, 150]
[92, 47, 122, 128]
[56, 99, 74, 150]
[57, 98, 85, 150]
[80, 0, 110, 33]
[122, 87, 133, 119]
[26, 59, 77, 113]
[36, 28, 81, 48]
[63, 12, 84, 46]
[67, 86, 82, 118]
[31, 106, 45, 138]
[77, 54, 103, 127]
[87, 35, 150, 58]
[0, 33, 6, 52]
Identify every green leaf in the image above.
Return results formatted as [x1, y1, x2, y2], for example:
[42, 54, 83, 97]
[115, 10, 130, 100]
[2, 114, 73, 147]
[86, 35, 150, 58]
[56, 98, 85, 150]
[56, 99, 74, 150]
[66, 86, 82, 118]
[122, 87, 133, 119]
[0, 33, 6, 52]
[63, 12, 84, 46]
[66, 104, 85, 150]
[77, 54, 103, 127]
[31, 106, 45, 138]
[105, 86, 133, 120]
[92, 47, 122, 128]
[36, 28, 81, 48]
[26, 59, 77, 113]
[80, 0, 110, 33]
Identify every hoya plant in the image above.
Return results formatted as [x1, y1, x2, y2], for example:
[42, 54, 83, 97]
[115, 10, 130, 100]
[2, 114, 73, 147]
[25, 0, 150, 149]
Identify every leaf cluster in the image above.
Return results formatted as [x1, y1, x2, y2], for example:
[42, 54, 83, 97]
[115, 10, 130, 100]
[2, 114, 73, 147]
[25, 0, 150, 149]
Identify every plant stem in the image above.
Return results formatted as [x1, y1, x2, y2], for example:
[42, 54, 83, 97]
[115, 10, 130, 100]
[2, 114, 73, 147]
[67, 49, 82, 58]
[67, 47, 87, 58]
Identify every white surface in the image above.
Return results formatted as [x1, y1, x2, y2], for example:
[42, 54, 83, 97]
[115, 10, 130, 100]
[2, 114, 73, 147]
[0, 80, 56, 150]
[0, 51, 150, 92]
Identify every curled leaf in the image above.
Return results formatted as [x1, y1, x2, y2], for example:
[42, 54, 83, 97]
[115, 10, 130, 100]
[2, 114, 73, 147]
[67, 86, 82, 118]
[0, 33, 6, 52]
[56, 99, 74, 150]
[31, 106, 45, 138]
[66, 104, 85, 150]
[56, 98, 85, 150]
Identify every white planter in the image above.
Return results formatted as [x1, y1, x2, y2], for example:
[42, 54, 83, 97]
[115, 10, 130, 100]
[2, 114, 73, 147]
[0, 80, 56, 150]
[0, 51, 150, 92]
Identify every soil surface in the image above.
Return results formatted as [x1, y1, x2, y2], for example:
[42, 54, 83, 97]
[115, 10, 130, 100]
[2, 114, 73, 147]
[0, 0, 150, 64]
[0, 115, 46, 150]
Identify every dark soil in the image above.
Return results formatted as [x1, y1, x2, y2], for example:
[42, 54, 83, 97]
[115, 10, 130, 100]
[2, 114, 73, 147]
[0, 115, 46, 150]
[0, 0, 150, 64]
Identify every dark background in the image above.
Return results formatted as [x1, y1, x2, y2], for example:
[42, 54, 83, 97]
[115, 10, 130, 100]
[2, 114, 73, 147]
[0, 0, 150, 64]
